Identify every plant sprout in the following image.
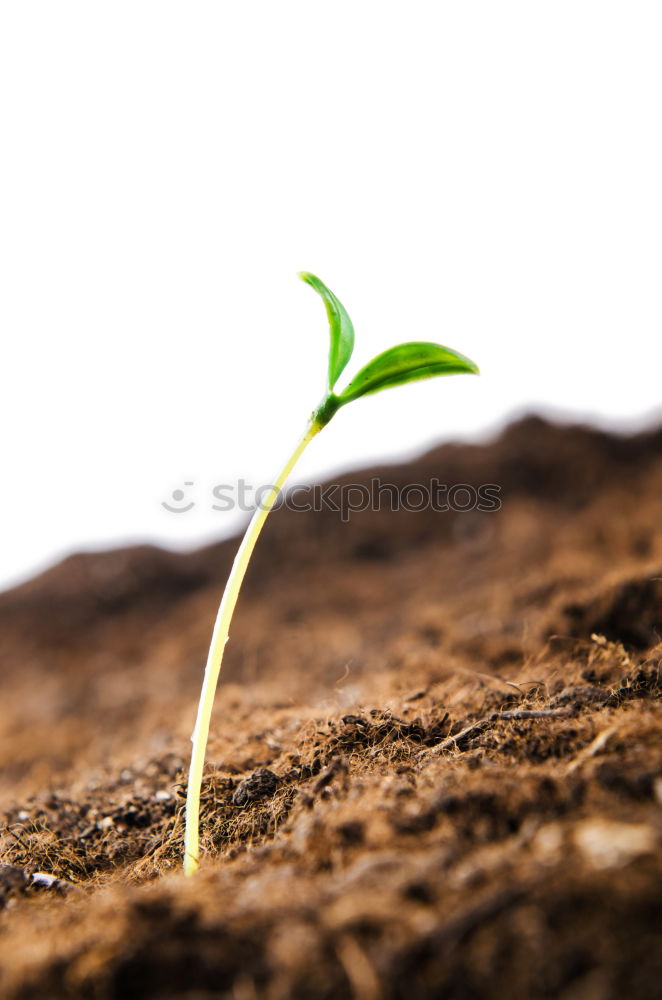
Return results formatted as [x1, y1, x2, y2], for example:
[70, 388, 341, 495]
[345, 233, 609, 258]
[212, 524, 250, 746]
[184, 272, 479, 874]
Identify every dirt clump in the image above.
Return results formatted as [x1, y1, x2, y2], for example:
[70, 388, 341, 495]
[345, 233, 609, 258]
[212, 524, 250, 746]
[0, 415, 662, 998]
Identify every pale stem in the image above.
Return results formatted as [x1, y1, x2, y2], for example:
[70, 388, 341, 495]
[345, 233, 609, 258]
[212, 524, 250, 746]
[183, 419, 321, 875]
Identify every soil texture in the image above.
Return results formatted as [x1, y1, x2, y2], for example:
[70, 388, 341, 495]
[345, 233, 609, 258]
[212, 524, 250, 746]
[0, 415, 661, 999]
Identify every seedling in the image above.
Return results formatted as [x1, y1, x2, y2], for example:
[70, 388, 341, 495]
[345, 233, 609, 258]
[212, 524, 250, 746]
[184, 273, 479, 874]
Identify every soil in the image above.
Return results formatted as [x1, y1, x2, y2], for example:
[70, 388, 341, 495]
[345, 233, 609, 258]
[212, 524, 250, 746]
[0, 414, 661, 999]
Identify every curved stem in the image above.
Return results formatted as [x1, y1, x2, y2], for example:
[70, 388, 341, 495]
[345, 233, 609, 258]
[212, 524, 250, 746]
[184, 419, 321, 874]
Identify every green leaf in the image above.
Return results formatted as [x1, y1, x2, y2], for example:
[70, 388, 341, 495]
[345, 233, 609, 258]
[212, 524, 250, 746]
[299, 272, 355, 390]
[337, 341, 479, 405]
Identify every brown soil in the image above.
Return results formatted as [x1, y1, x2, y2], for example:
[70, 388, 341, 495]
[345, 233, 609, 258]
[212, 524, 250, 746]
[0, 415, 661, 999]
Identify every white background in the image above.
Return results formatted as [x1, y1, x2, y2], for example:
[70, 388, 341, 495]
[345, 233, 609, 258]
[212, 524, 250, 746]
[1, 2, 661, 590]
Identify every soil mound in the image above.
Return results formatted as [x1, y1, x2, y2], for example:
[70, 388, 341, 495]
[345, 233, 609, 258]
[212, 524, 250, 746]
[0, 415, 661, 998]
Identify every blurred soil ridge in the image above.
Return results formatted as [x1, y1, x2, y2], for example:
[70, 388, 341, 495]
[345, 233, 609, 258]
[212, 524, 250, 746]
[0, 414, 661, 998]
